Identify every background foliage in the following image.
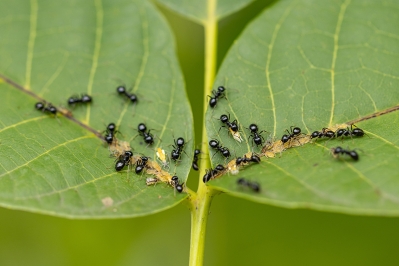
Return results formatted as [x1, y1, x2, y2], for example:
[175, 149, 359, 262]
[0, 0, 399, 265]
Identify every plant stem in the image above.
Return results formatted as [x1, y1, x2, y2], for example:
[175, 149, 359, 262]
[189, 1, 218, 265]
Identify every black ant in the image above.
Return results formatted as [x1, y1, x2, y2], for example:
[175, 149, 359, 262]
[310, 128, 335, 139]
[116, 85, 138, 103]
[115, 150, 133, 171]
[335, 125, 365, 139]
[135, 156, 149, 174]
[171, 176, 184, 193]
[192, 149, 201, 171]
[171, 137, 186, 161]
[137, 123, 154, 145]
[219, 114, 242, 142]
[209, 139, 231, 158]
[35, 102, 57, 115]
[203, 164, 225, 183]
[247, 124, 266, 147]
[237, 178, 260, 193]
[236, 153, 261, 166]
[67, 94, 92, 106]
[330, 146, 359, 161]
[208, 86, 226, 108]
[104, 123, 118, 144]
[281, 126, 302, 144]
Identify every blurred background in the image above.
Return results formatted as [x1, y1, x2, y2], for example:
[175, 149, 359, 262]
[1, 1, 399, 265]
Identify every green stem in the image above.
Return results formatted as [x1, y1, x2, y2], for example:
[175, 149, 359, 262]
[188, 1, 218, 265]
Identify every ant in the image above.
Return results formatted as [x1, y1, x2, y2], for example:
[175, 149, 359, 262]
[236, 153, 261, 166]
[171, 176, 184, 193]
[67, 94, 92, 106]
[192, 149, 201, 171]
[281, 126, 302, 144]
[116, 85, 138, 103]
[209, 139, 231, 158]
[330, 146, 359, 161]
[104, 123, 118, 144]
[237, 178, 260, 193]
[35, 102, 57, 115]
[203, 164, 225, 183]
[208, 86, 226, 108]
[137, 123, 154, 145]
[310, 128, 335, 139]
[115, 150, 133, 171]
[335, 125, 365, 139]
[171, 137, 186, 161]
[219, 114, 242, 142]
[247, 124, 266, 147]
[135, 156, 149, 174]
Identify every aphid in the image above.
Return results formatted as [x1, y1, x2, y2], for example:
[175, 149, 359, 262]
[137, 123, 154, 145]
[192, 149, 201, 171]
[35, 102, 57, 115]
[156, 147, 169, 168]
[117, 85, 138, 103]
[219, 114, 242, 142]
[209, 139, 231, 158]
[310, 127, 335, 140]
[208, 86, 226, 108]
[247, 124, 266, 147]
[330, 146, 359, 161]
[135, 156, 149, 174]
[67, 94, 92, 106]
[146, 177, 159, 186]
[171, 137, 186, 161]
[281, 126, 302, 144]
[237, 178, 260, 193]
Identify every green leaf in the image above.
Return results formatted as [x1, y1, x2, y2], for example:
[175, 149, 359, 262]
[156, 0, 257, 23]
[0, 0, 193, 218]
[206, 0, 399, 215]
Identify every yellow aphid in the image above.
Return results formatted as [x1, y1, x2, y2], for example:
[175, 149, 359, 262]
[156, 147, 169, 169]
[146, 177, 159, 186]
[227, 159, 239, 175]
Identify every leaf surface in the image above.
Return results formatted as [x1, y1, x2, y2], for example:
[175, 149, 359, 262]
[0, 0, 193, 218]
[156, 0, 256, 23]
[206, 0, 399, 215]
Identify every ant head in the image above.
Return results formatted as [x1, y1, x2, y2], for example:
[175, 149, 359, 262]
[194, 149, 201, 156]
[138, 123, 147, 132]
[35, 102, 45, 110]
[209, 139, 219, 148]
[82, 94, 92, 103]
[249, 124, 258, 132]
[333, 146, 343, 154]
[107, 123, 116, 132]
[116, 85, 126, 94]
[217, 86, 225, 93]
[125, 150, 133, 157]
[310, 131, 319, 139]
[176, 137, 185, 146]
[215, 164, 225, 171]
[220, 114, 229, 123]
[129, 94, 138, 103]
[293, 127, 301, 135]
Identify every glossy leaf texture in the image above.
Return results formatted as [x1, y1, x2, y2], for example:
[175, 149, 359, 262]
[156, 0, 256, 23]
[206, 0, 399, 215]
[0, 0, 193, 218]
